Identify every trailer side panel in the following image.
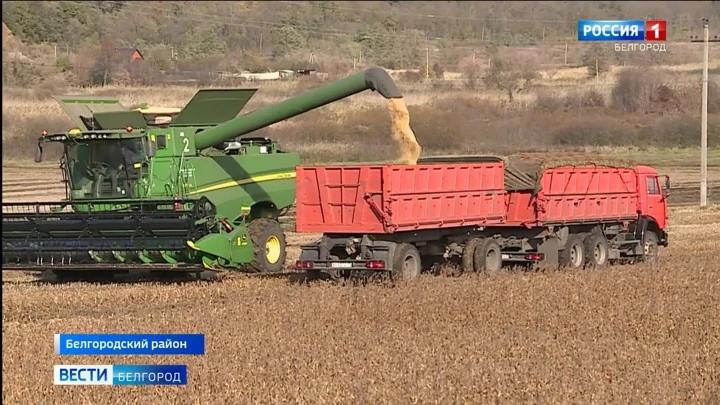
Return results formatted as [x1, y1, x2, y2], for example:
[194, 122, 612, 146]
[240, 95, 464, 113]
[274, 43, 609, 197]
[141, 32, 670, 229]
[537, 166, 639, 224]
[295, 163, 506, 234]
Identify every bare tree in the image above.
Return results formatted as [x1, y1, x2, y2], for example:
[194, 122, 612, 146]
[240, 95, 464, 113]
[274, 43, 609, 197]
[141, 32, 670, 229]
[463, 62, 483, 90]
[483, 55, 539, 102]
[87, 36, 123, 86]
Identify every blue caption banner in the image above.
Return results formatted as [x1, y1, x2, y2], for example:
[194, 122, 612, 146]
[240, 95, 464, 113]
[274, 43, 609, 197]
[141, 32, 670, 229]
[54, 364, 188, 386]
[578, 20, 645, 41]
[55, 334, 205, 355]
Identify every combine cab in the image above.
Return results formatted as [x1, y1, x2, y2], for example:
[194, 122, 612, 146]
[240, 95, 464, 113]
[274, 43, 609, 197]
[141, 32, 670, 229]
[1, 68, 406, 280]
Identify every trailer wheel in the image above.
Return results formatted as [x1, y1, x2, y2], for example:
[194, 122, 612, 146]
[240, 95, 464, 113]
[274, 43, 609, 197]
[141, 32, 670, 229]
[641, 231, 660, 263]
[584, 233, 609, 268]
[473, 238, 502, 273]
[247, 218, 286, 273]
[462, 238, 483, 273]
[392, 243, 422, 281]
[559, 234, 585, 269]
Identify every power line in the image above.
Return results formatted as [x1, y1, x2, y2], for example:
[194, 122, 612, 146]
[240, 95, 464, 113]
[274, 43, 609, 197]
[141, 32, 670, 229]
[60, 1, 575, 46]
[278, 0, 576, 24]
[279, 1, 713, 26]
[11, 0, 718, 67]
[61, 1, 715, 48]
[90, 1, 719, 46]
[65, 1, 427, 42]
[108, 1, 352, 37]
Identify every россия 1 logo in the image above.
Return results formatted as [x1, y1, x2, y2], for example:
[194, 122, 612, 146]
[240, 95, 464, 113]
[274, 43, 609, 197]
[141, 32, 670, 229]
[578, 20, 667, 41]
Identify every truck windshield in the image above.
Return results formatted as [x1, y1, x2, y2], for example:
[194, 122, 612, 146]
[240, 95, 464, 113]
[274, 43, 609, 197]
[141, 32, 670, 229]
[63, 138, 146, 199]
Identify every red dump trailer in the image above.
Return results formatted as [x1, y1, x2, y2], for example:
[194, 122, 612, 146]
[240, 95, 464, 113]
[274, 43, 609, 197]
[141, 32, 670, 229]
[294, 156, 670, 280]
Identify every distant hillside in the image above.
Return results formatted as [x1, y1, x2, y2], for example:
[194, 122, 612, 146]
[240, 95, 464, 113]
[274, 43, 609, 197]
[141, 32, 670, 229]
[2, 1, 720, 87]
[3, 1, 719, 60]
[2, 21, 28, 60]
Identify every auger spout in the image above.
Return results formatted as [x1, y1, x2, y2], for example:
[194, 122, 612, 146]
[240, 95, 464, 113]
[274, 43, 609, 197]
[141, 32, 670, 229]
[193, 67, 403, 150]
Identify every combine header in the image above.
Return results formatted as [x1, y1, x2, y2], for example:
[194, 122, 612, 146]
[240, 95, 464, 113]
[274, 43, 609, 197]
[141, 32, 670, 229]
[2, 68, 404, 279]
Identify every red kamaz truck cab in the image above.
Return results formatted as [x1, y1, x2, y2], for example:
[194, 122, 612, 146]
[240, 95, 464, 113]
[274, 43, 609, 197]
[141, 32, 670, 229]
[636, 165, 669, 240]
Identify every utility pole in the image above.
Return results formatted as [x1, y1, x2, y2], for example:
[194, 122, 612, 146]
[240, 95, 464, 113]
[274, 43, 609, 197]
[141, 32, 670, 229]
[426, 48, 430, 79]
[701, 20, 709, 207]
[691, 19, 720, 207]
[595, 58, 599, 85]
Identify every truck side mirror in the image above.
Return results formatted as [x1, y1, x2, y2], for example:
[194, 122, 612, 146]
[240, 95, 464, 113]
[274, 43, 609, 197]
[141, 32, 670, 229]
[34, 143, 43, 163]
[662, 175, 671, 197]
[146, 139, 157, 158]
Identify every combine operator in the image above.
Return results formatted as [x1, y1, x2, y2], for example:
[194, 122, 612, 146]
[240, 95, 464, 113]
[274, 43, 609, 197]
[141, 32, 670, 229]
[97, 139, 145, 198]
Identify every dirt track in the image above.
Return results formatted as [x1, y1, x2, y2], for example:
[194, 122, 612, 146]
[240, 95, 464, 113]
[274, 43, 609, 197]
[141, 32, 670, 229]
[2, 164, 65, 202]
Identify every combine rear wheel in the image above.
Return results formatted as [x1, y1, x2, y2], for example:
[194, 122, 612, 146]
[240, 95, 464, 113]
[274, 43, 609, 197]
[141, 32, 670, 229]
[584, 233, 609, 269]
[247, 219, 287, 273]
[392, 243, 422, 281]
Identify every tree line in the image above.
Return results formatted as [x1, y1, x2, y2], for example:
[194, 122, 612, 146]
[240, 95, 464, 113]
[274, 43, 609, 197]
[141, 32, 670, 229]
[4, 1, 719, 65]
[2, 1, 719, 88]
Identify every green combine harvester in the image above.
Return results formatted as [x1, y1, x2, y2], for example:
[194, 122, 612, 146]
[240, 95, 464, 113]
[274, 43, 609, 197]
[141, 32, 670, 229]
[2, 68, 403, 280]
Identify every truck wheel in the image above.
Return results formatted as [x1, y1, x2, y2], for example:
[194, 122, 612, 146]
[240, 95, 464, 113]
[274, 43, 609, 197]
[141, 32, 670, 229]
[462, 238, 483, 273]
[641, 231, 660, 263]
[392, 243, 422, 281]
[473, 238, 502, 273]
[584, 233, 609, 268]
[247, 218, 286, 273]
[559, 234, 585, 269]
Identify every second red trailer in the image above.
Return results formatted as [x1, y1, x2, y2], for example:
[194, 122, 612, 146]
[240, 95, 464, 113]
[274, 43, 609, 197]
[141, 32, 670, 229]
[294, 156, 670, 280]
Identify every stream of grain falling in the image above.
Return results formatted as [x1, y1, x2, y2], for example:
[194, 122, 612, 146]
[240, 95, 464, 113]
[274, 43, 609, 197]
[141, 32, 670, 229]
[387, 98, 422, 165]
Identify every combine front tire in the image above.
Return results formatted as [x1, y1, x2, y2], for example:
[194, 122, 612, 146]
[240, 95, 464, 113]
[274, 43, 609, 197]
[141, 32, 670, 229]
[392, 243, 422, 281]
[247, 219, 286, 273]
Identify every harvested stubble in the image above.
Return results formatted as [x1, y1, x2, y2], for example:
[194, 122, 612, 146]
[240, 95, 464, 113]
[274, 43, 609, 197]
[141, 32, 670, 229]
[2, 207, 719, 404]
